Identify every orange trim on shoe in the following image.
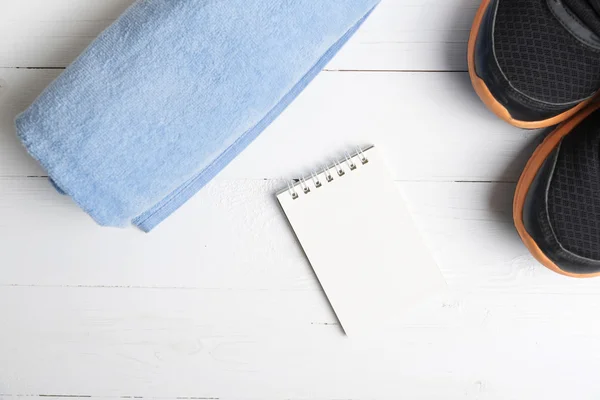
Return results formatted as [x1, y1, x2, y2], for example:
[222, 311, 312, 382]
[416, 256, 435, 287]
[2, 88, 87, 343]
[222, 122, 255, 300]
[513, 103, 600, 278]
[467, 0, 596, 129]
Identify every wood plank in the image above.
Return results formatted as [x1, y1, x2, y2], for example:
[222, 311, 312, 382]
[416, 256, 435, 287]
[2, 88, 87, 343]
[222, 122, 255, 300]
[0, 398, 129, 400]
[0, 69, 539, 181]
[0, 177, 597, 294]
[0, 398, 125, 400]
[328, 0, 477, 72]
[5, 2, 595, 400]
[0, 0, 477, 71]
[2, 285, 600, 399]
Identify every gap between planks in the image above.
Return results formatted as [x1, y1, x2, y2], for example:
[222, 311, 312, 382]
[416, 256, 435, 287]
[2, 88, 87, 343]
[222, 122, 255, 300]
[0, 396, 219, 400]
[1, 177, 518, 184]
[0, 283, 313, 291]
[0, 67, 468, 72]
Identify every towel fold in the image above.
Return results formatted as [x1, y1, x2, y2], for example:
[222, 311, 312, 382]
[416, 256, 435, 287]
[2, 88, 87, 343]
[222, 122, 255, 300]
[15, 0, 379, 231]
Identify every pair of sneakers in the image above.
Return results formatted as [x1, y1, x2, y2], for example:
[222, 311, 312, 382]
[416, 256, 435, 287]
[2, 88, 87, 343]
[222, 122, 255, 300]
[469, 0, 600, 277]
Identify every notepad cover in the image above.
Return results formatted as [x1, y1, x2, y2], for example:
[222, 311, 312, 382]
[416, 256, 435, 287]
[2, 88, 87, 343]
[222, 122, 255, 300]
[277, 146, 446, 336]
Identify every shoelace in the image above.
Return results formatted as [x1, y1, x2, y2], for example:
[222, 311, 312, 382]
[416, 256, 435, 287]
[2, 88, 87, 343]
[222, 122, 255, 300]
[562, 0, 600, 36]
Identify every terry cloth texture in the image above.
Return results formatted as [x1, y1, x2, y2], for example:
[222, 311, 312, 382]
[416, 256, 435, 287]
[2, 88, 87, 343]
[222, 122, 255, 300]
[15, 0, 380, 231]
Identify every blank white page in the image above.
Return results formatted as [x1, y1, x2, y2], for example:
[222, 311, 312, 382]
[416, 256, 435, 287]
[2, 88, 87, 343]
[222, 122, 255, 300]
[277, 146, 446, 336]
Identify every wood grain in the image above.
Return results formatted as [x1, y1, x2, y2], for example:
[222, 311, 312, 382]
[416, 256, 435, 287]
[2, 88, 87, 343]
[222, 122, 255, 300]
[0, 69, 539, 181]
[0, 177, 596, 295]
[1, 0, 596, 399]
[2, 285, 600, 400]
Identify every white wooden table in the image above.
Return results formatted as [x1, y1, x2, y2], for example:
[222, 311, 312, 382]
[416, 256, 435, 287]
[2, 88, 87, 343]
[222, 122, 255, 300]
[2, 1, 600, 399]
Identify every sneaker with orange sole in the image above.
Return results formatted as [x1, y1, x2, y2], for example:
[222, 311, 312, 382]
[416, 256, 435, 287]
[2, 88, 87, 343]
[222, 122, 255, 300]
[468, 0, 600, 129]
[514, 104, 600, 277]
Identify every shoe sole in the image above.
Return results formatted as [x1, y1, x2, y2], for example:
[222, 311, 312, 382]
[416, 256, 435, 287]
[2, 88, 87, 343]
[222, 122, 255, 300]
[467, 0, 595, 129]
[513, 103, 600, 278]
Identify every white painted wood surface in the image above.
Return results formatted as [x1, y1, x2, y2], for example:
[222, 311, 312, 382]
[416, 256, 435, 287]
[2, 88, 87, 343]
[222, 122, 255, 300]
[0, 0, 596, 399]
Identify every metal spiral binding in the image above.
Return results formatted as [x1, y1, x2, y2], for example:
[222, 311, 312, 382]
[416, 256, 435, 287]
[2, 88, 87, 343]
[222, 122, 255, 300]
[287, 146, 370, 200]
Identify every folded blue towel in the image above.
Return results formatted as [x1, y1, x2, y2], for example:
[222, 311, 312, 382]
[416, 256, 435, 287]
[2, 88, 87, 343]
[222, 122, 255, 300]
[15, 0, 379, 231]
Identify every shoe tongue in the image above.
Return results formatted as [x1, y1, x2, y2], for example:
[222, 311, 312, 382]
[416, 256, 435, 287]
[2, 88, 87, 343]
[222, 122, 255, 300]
[562, 0, 600, 36]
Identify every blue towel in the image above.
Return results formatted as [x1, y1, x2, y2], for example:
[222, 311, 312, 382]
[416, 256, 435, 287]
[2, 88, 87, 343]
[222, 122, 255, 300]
[15, 0, 379, 232]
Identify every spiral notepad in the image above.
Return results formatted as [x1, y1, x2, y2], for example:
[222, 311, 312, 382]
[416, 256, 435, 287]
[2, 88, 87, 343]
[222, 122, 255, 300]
[277, 146, 446, 336]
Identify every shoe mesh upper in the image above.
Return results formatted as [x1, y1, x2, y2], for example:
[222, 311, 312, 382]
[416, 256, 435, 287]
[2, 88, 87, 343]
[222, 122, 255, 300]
[493, 0, 600, 104]
[548, 109, 600, 260]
